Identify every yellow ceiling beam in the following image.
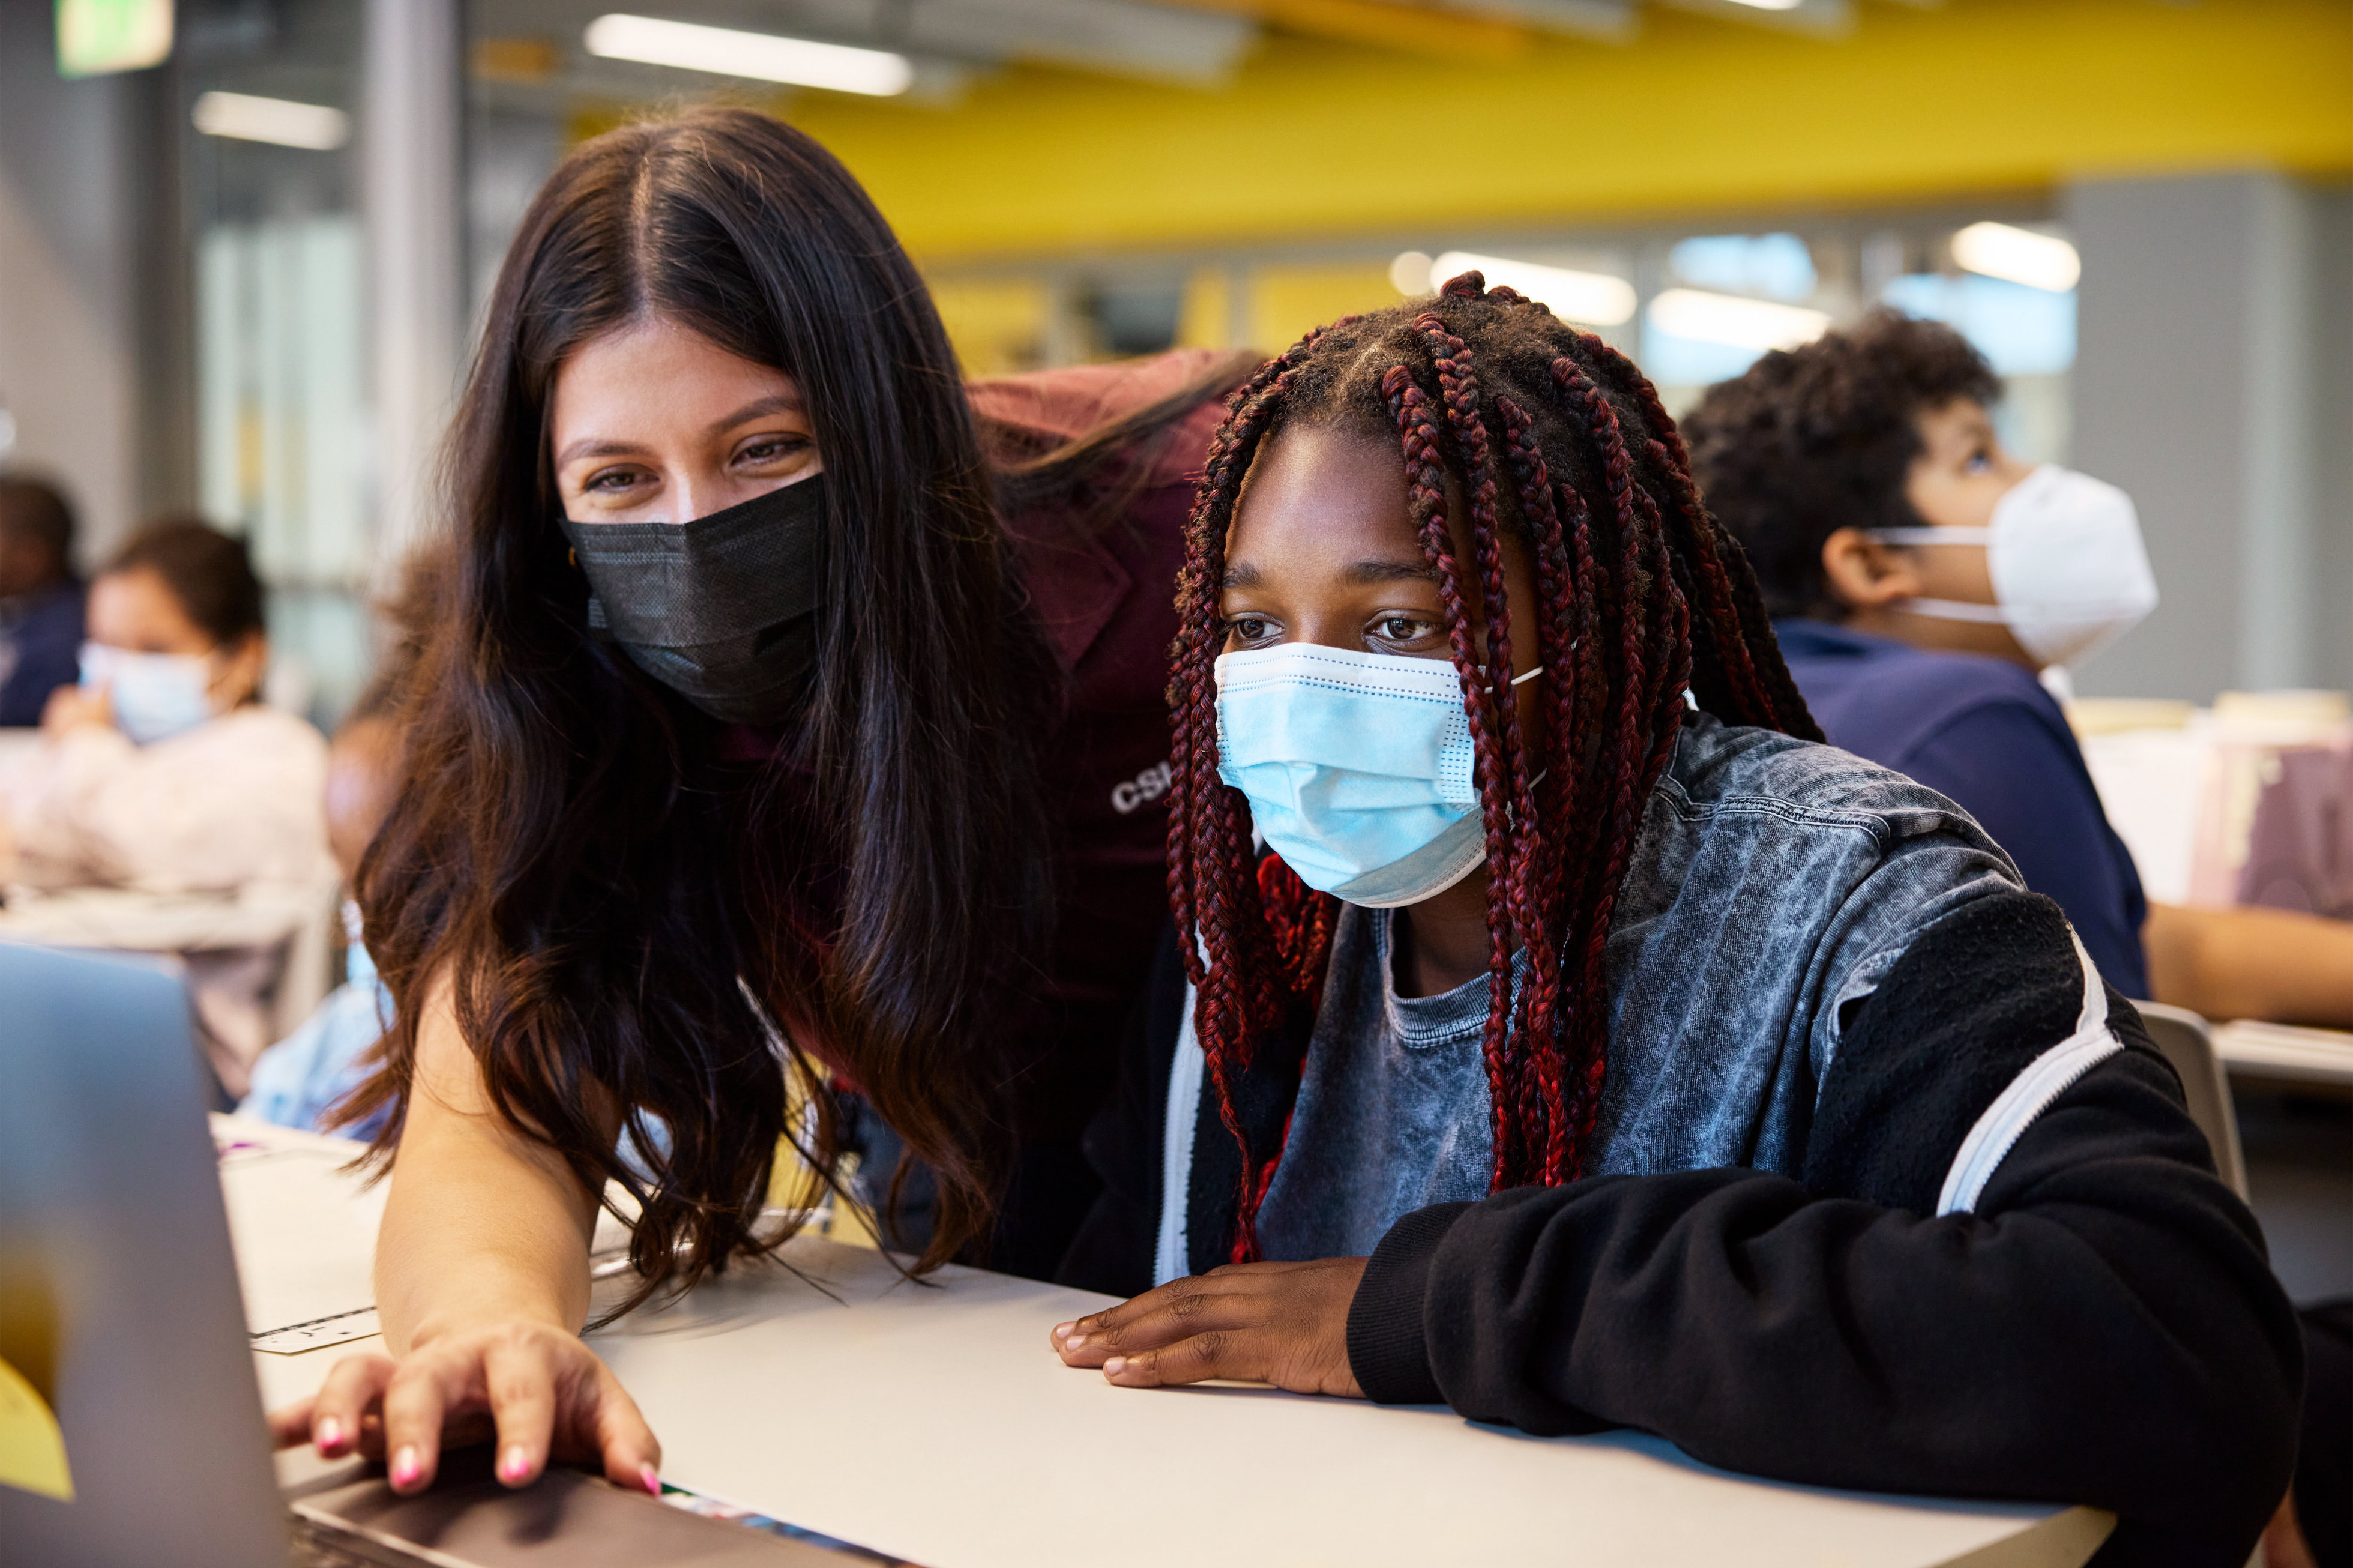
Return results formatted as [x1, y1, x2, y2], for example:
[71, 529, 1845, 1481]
[1158, 0, 1532, 62]
[783, 0, 2353, 260]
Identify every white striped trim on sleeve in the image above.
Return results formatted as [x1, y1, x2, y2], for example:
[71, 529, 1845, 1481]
[1935, 929, 2124, 1217]
[1152, 982, 1204, 1286]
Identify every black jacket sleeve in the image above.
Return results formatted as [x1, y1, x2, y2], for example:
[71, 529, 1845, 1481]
[1057, 927, 1186, 1297]
[2295, 1300, 2353, 1568]
[1345, 893, 2302, 1568]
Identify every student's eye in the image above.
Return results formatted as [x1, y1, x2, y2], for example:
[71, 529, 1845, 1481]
[1225, 615, 1275, 644]
[1372, 614, 1439, 647]
[1965, 447, 1994, 474]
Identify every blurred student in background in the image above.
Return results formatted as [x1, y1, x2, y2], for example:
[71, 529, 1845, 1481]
[1687, 311, 2353, 1028]
[241, 552, 444, 1138]
[1687, 313, 2353, 1568]
[0, 475, 85, 726]
[0, 516, 331, 1090]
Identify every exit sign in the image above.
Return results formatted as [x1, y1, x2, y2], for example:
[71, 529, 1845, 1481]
[56, 0, 173, 78]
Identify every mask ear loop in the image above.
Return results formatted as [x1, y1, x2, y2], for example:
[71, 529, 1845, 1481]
[1857, 529, 2015, 630]
[1481, 664, 1545, 695]
[1487, 665, 1549, 816]
[1897, 597, 2013, 625]
[1866, 526, 1994, 547]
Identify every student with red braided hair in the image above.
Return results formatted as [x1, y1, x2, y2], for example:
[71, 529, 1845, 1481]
[1050, 276, 2298, 1566]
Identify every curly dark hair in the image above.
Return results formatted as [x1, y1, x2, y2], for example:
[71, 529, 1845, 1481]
[1683, 309, 2001, 620]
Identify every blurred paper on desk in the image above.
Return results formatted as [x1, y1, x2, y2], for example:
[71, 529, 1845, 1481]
[2078, 693, 2353, 920]
[2190, 704, 2353, 917]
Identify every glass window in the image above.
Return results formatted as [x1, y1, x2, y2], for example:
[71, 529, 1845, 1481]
[182, 0, 369, 724]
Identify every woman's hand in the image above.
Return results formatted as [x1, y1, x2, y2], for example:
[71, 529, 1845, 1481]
[1049, 1256, 1369, 1396]
[267, 1323, 660, 1497]
[313, 966, 634, 1495]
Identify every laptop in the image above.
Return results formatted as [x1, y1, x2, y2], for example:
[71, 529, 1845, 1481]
[0, 939, 839, 1568]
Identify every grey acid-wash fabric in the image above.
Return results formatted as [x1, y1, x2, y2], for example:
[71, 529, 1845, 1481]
[1250, 711, 2025, 1263]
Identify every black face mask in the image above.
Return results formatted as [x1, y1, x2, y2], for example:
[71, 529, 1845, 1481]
[560, 474, 828, 726]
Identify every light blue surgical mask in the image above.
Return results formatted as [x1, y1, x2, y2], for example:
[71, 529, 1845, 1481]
[80, 641, 218, 746]
[1215, 643, 1540, 908]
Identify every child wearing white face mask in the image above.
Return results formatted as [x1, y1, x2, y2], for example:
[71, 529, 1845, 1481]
[1691, 310, 2353, 1031]
[0, 517, 331, 1092]
[1690, 312, 2353, 1568]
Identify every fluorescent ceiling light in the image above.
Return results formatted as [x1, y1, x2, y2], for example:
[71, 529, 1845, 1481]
[191, 91, 350, 151]
[585, 14, 913, 97]
[1389, 251, 1435, 294]
[57, 0, 173, 77]
[1951, 221, 2082, 292]
[1719, 0, 1804, 8]
[1421, 250, 1637, 327]
[1648, 288, 1829, 351]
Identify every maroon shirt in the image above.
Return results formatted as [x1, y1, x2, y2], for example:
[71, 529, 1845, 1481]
[969, 350, 1225, 1144]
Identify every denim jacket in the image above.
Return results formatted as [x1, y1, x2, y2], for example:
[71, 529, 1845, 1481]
[1062, 714, 2295, 1558]
[1578, 709, 2023, 1179]
[1153, 711, 2026, 1277]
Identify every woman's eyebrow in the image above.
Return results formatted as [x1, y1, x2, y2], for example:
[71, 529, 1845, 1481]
[1222, 561, 1263, 590]
[708, 392, 805, 435]
[553, 436, 648, 466]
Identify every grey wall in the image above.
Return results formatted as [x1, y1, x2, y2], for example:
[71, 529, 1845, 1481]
[2066, 171, 2347, 702]
[0, 6, 146, 570]
[2313, 184, 2353, 692]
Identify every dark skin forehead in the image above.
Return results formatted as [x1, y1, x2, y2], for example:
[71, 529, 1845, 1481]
[1227, 424, 1452, 585]
[1220, 422, 1540, 674]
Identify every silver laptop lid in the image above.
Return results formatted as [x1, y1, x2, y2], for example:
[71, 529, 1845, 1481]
[0, 940, 289, 1568]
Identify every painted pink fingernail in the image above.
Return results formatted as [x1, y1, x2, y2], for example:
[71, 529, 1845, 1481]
[640, 1464, 662, 1496]
[1103, 1356, 1127, 1376]
[499, 1447, 531, 1483]
[315, 1416, 343, 1452]
[391, 1446, 420, 1489]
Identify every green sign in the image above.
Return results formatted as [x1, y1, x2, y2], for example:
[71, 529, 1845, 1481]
[56, 0, 172, 78]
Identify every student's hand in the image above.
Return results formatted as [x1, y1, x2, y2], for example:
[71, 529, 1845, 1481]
[2262, 1488, 2319, 1568]
[266, 1324, 661, 1498]
[1049, 1256, 1369, 1397]
[40, 683, 110, 737]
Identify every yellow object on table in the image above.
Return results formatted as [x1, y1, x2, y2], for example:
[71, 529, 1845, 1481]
[0, 1352, 72, 1502]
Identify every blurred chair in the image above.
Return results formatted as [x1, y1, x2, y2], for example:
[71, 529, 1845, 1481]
[2135, 1001, 2250, 1199]
[0, 870, 343, 1106]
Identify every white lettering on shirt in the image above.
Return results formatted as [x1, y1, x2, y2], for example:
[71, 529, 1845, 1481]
[1112, 759, 1173, 816]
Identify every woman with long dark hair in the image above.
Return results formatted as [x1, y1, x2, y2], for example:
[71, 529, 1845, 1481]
[271, 106, 1246, 1494]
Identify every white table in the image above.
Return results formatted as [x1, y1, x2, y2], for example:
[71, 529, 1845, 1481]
[220, 1117, 2112, 1568]
[0, 884, 320, 951]
[2215, 1019, 2353, 1090]
[4, 882, 345, 1041]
